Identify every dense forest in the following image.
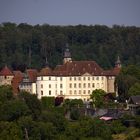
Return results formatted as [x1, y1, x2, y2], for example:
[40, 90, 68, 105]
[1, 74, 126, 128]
[0, 22, 140, 71]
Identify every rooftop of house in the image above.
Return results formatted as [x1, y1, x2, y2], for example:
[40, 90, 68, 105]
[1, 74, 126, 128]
[0, 65, 14, 76]
[128, 95, 140, 105]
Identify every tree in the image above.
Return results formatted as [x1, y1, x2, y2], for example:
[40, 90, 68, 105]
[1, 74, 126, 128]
[41, 97, 55, 109]
[19, 91, 41, 119]
[128, 83, 140, 96]
[0, 100, 30, 121]
[70, 108, 80, 120]
[90, 89, 106, 108]
[0, 121, 23, 140]
[0, 85, 13, 105]
[115, 66, 140, 101]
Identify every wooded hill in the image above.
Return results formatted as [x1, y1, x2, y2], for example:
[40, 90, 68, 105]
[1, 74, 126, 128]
[0, 22, 140, 71]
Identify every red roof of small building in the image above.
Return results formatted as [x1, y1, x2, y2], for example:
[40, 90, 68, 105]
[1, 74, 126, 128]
[0, 66, 14, 76]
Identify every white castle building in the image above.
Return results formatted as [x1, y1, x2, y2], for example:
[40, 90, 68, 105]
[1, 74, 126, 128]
[36, 45, 121, 101]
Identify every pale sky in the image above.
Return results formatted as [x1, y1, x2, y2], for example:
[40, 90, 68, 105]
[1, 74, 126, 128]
[0, 0, 140, 26]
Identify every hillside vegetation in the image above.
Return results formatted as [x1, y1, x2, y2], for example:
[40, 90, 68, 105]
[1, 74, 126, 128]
[0, 23, 140, 71]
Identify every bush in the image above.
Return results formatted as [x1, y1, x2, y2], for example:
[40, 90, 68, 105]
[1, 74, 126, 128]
[41, 96, 55, 109]
[70, 108, 80, 120]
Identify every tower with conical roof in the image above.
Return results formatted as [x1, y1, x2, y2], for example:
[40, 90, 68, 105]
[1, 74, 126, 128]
[63, 43, 72, 64]
[0, 65, 14, 85]
[115, 56, 121, 68]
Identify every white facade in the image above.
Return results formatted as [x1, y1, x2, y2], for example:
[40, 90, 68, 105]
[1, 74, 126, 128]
[36, 73, 110, 101]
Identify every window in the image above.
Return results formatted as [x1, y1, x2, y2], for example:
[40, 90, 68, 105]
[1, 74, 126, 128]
[83, 83, 86, 88]
[92, 77, 94, 80]
[69, 83, 72, 88]
[55, 84, 57, 88]
[41, 76, 43, 80]
[49, 84, 51, 88]
[79, 83, 81, 88]
[79, 90, 81, 94]
[96, 77, 99, 80]
[92, 83, 95, 88]
[49, 77, 51, 80]
[69, 77, 72, 81]
[41, 84, 43, 88]
[88, 90, 90, 94]
[74, 77, 76, 81]
[60, 90, 63, 95]
[49, 90, 51, 95]
[60, 84, 63, 88]
[74, 83, 76, 88]
[78, 77, 81, 80]
[41, 90, 43, 95]
[83, 90, 86, 94]
[74, 90, 76, 94]
[102, 77, 104, 80]
[60, 77, 62, 81]
[88, 77, 90, 80]
[83, 77, 86, 80]
[88, 83, 90, 88]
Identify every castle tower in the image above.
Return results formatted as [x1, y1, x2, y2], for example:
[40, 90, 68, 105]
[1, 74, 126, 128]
[63, 43, 72, 64]
[0, 65, 14, 85]
[115, 56, 121, 68]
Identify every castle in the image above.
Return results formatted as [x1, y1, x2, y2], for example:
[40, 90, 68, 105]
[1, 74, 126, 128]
[0, 46, 121, 101]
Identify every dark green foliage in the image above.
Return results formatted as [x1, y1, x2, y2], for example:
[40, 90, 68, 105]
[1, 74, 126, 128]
[0, 85, 13, 105]
[111, 120, 126, 134]
[0, 23, 140, 70]
[0, 121, 23, 140]
[18, 116, 56, 140]
[128, 83, 140, 96]
[0, 100, 30, 121]
[64, 99, 83, 109]
[41, 96, 55, 109]
[115, 65, 140, 101]
[90, 89, 106, 108]
[19, 91, 42, 119]
[70, 108, 80, 120]
[39, 111, 67, 133]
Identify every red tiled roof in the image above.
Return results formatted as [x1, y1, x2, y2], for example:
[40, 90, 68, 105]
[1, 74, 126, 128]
[38, 67, 52, 76]
[26, 69, 38, 82]
[53, 61, 104, 76]
[103, 67, 121, 76]
[0, 66, 14, 76]
[12, 71, 23, 95]
[38, 61, 121, 77]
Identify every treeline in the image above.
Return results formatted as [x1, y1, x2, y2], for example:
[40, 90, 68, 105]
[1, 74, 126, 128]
[0, 22, 140, 71]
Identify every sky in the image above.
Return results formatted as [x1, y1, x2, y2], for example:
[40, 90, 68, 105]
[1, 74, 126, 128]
[0, 0, 140, 27]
